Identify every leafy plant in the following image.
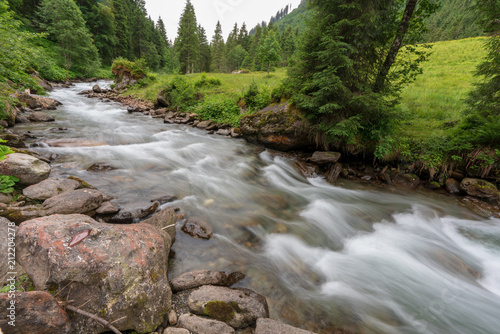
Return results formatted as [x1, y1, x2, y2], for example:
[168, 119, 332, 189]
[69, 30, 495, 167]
[0, 140, 14, 161]
[199, 94, 241, 126]
[0, 175, 19, 194]
[195, 73, 222, 88]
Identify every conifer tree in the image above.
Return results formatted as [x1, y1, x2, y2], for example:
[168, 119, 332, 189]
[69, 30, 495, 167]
[38, 0, 100, 74]
[197, 25, 211, 72]
[156, 16, 169, 46]
[112, 0, 133, 59]
[258, 30, 281, 74]
[238, 22, 250, 51]
[176, 0, 198, 74]
[210, 21, 225, 72]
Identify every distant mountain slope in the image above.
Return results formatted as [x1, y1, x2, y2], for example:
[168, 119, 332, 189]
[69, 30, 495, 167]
[271, 0, 482, 42]
[274, 0, 308, 32]
[421, 0, 482, 42]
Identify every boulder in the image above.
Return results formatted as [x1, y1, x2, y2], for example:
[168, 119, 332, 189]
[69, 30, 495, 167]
[393, 174, 421, 189]
[40, 189, 104, 216]
[170, 270, 245, 292]
[113, 65, 144, 91]
[23, 177, 81, 200]
[108, 201, 159, 224]
[255, 318, 316, 334]
[188, 285, 269, 328]
[17, 214, 172, 334]
[445, 178, 461, 194]
[462, 197, 500, 218]
[164, 328, 190, 334]
[217, 129, 231, 136]
[197, 120, 212, 129]
[240, 102, 314, 151]
[86, 163, 116, 172]
[16, 92, 61, 110]
[231, 128, 243, 138]
[27, 112, 55, 122]
[460, 178, 500, 203]
[0, 153, 51, 186]
[0, 133, 26, 148]
[178, 313, 235, 334]
[143, 207, 177, 242]
[92, 84, 102, 93]
[181, 217, 213, 239]
[0, 205, 41, 224]
[95, 201, 120, 215]
[0, 291, 72, 334]
[310, 151, 341, 165]
[156, 88, 170, 108]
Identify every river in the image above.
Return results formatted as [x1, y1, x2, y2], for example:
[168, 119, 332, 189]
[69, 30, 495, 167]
[13, 82, 500, 334]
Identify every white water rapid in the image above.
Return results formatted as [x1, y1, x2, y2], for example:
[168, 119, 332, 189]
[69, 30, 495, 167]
[14, 82, 500, 334]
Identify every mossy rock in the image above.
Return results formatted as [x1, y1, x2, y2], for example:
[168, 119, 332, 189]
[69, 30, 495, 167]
[203, 300, 237, 323]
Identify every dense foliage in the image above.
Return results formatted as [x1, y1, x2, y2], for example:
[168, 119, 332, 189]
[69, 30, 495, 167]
[288, 0, 440, 153]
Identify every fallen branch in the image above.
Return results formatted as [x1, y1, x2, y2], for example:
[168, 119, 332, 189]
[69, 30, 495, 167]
[65, 305, 122, 334]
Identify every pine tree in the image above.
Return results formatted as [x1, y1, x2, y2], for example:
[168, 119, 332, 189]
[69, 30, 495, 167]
[176, 0, 198, 74]
[112, 0, 133, 59]
[280, 25, 296, 66]
[156, 16, 169, 46]
[238, 22, 250, 51]
[197, 25, 211, 72]
[289, 0, 439, 150]
[210, 21, 225, 72]
[225, 23, 240, 71]
[37, 0, 100, 74]
[462, 0, 500, 146]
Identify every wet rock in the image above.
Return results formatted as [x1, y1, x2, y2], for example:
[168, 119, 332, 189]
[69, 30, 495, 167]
[326, 162, 342, 183]
[181, 217, 213, 239]
[44, 138, 108, 147]
[231, 127, 243, 138]
[206, 124, 219, 131]
[393, 173, 420, 189]
[17, 214, 171, 334]
[378, 172, 392, 185]
[171, 270, 246, 292]
[178, 313, 235, 334]
[41, 189, 104, 216]
[0, 133, 26, 148]
[143, 207, 177, 242]
[151, 195, 177, 204]
[165, 328, 190, 334]
[188, 285, 269, 328]
[445, 178, 461, 194]
[197, 120, 212, 129]
[254, 194, 288, 210]
[240, 102, 314, 151]
[86, 163, 116, 172]
[293, 161, 319, 178]
[23, 177, 81, 200]
[0, 204, 41, 224]
[0, 193, 12, 204]
[92, 84, 102, 93]
[255, 318, 316, 334]
[0, 291, 72, 334]
[310, 151, 341, 165]
[95, 201, 120, 215]
[16, 92, 61, 110]
[217, 129, 231, 136]
[460, 178, 500, 203]
[451, 171, 465, 181]
[108, 201, 159, 224]
[0, 153, 51, 186]
[27, 111, 55, 122]
[462, 196, 499, 218]
[425, 181, 442, 190]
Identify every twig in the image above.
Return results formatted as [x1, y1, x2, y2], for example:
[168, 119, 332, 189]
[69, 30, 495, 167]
[53, 281, 73, 297]
[110, 316, 127, 324]
[77, 299, 92, 309]
[161, 223, 176, 230]
[65, 305, 123, 334]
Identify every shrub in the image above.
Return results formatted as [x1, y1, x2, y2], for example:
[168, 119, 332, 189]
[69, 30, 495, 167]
[160, 76, 197, 109]
[195, 73, 222, 88]
[244, 82, 271, 110]
[199, 94, 240, 126]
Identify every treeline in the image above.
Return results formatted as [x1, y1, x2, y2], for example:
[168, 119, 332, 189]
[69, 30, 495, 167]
[6, 0, 171, 74]
[174, 0, 299, 74]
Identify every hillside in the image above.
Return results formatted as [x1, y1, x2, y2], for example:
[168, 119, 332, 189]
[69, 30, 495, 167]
[420, 0, 482, 42]
[274, 0, 308, 32]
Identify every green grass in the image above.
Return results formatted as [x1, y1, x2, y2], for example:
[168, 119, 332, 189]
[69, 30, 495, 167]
[397, 37, 487, 141]
[126, 69, 287, 103]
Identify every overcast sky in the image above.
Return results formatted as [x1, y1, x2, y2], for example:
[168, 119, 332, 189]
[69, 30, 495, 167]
[144, 0, 302, 41]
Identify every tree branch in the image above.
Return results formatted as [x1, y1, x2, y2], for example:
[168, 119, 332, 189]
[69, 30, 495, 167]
[65, 305, 123, 334]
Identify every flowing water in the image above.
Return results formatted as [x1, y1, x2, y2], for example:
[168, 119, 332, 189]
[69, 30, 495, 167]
[14, 82, 500, 333]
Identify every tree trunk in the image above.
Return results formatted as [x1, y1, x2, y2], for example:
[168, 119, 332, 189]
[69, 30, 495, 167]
[373, 0, 418, 93]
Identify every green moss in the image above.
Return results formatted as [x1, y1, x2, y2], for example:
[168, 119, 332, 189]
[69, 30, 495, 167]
[203, 300, 236, 323]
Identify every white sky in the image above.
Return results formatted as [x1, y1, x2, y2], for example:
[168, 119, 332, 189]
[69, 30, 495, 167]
[144, 0, 302, 40]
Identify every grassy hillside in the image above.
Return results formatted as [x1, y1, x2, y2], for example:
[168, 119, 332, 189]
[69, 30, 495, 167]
[395, 37, 486, 164]
[274, 0, 308, 32]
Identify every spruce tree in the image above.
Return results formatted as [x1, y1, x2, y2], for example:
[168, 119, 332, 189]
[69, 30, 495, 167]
[238, 22, 250, 51]
[197, 25, 211, 72]
[37, 0, 100, 74]
[112, 0, 133, 59]
[176, 0, 198, 74]
[210, 21, 225, 72]
[156, 16, 169, 46]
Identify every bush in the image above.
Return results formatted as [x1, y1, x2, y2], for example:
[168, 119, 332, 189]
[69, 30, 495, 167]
[199, 94, 240, 126]
[195, 73, 222, 88]
[271, 81, 293, 103]
[160, 76, 197, 109]
[244, 82, 271, 110]
[111, 58, 148, 80]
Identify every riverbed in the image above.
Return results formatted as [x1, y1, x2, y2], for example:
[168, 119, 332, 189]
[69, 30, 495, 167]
[14, 82, 500, 334]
